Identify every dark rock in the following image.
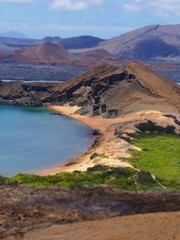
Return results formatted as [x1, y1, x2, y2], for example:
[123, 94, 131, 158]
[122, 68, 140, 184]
[93, 105, 100, 111]
[101, 104, 107, 113]
[108, 109, 118, 117]
[90, 153, 98, 160]
[94, 97, 100, 104]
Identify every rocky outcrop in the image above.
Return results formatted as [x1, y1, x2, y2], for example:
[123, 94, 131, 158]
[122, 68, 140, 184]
[0, 65, 116, 108]
[0, 80, 53, 106]
[0, 185, 180, 239]
[0, 62, 180, 116]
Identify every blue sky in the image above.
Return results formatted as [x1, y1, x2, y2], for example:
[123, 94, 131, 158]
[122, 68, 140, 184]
[0, 0, 180, 39]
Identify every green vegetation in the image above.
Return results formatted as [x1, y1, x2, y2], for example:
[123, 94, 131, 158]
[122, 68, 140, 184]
[135, 121, 176, 134]
[98, 153, 109, 158]
[0, 175, 8, 183]
[0, 165, 161, 190]
[128, 133, 180, 190]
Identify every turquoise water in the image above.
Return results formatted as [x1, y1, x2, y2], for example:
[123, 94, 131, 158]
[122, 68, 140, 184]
[0, 105, 93, 177]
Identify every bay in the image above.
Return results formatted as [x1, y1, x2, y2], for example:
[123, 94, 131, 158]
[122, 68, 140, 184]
[0, 105, 93, 177]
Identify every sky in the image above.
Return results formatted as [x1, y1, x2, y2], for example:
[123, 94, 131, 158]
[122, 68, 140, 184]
[0, 0, 180, 39]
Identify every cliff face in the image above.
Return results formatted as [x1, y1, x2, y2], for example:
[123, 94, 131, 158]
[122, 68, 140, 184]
[0, 81, 54, 107]
[43, 62, 180, 116]
[0, 65, 117, 109]
[0, 62, 180, 116]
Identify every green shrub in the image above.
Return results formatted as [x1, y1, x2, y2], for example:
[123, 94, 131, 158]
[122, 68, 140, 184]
[135, 121, 156, 133]
[105, 178, 136, 190]
[87, 165, 109, 173]
[98, 153, 109, 158]
[135, 121, 176, 135]
[164, 125, 175, 134]
[0, 175, 8, 184]
[134, 170, 160, 189]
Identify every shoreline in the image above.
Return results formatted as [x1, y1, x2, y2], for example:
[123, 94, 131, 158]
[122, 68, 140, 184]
[39, 105, 108, 175]
[40, 105, 178, 176]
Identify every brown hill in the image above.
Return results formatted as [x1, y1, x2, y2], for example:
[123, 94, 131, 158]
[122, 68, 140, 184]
[1, 42, 78, 64]
[80, 49, 114, 60]
[51, 61, 180, 116]
[0, 62, 180, 116]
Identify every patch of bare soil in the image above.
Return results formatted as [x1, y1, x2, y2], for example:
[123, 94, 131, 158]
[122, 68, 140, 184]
[23, 211, 180, 240]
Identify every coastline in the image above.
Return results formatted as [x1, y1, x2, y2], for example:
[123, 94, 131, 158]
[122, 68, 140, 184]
[40, 105, 177, 176]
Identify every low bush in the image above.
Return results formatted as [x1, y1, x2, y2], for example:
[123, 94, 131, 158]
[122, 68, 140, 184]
[0, 176, 8, 184]
[98, 153, 109, 158]
[135, 121, 176, 134]
[1, 165, 161, 190]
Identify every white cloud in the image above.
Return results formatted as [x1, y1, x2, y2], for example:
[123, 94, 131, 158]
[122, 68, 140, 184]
[122, 0, 180, 16]
[51, 0, 103, 11]
[123, 3, 139, 13]
[0, 0, 37, 3]
[51, 0, 86, 11]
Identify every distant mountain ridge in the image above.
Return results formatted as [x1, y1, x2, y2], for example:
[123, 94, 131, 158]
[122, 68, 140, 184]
[0, 31, 29, 39]
[97, 24, 180, 59]
[60, 36, 104, 50]
[1, 24, 180, 60]
[0, 35, 104, 54]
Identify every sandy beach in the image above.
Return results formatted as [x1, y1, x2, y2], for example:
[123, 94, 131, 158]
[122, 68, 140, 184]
[41, 105, 178, 175]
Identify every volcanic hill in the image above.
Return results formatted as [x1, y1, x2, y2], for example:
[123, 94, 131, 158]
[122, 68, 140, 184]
[0, 62, 180, 116]
[93, 24, 180, 59]
[1, 42, 78, 64]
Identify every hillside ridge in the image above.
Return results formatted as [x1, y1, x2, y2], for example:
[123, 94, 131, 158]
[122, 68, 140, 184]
[0, 62, 180, 116]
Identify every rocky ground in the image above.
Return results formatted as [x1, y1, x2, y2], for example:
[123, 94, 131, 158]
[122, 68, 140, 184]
[154, 68, 180, 83]
[0, 185, 180, 239]
[0, 62, 87, 81]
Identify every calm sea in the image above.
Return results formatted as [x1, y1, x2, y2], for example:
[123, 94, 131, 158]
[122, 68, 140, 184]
[0, 105, 93, 177]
